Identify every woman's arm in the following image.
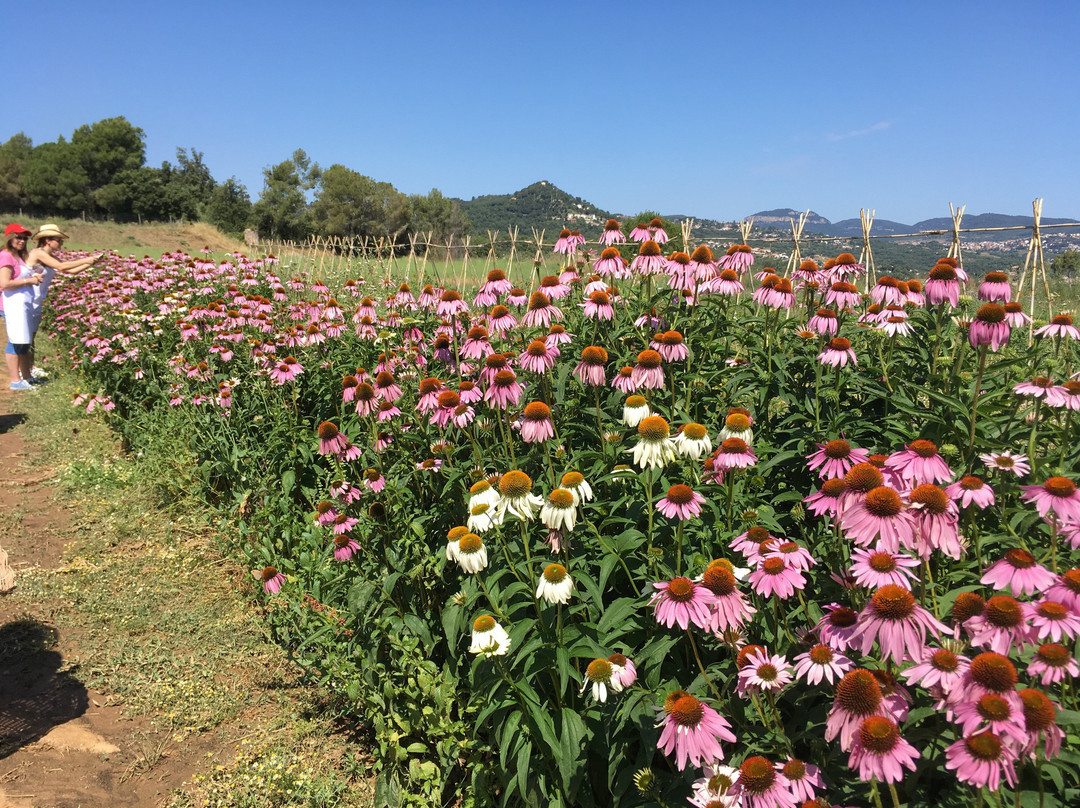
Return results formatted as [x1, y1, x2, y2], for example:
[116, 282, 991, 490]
[0, 265, 42, 290]
[28, 248, 96, 273]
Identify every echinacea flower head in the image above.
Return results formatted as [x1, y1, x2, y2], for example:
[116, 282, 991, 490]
[748, 556, 805, 600]
[806, 439, 870, 479]
[1025, 598, 1080, 643]
[1018, 688, 1064, 758]
[1021, 476, 1080, 523]
[849, 585, 948, 665]
[632, 348, 665, 389]
[469, 615, 510, 657]
[728, 756, 796, 808]
[574, 345, 608, 386]
[252, 565, 285, 594]
[736, 649, 794, 694]
[689, 763, 739, 808]
[981, 548, 1056, 596]
[536, 562, 574, 604]
[657, 690, 736, 770]
[945, 731, 1017, 791]
[632, 415, 677, 470]
[581, 658, 620, 703]
[673, 422, 712, 459]
[608, 653, 637, 688]
[540, 488, 577, 532]
[815, 604, 860, 652]
[1028, 642, 1079, 685]
[818, 337, 857, 368]
[520, 401, 554, 444]
[498, 470, 544, 521]
[957, 652, 1020, 705]
[826, 669, 887, 750]
[718, 411, 753, 445]
[902, 646, 969, 694]
[621, 394, 650, 426]
[946, 475, 995, 509]
[453, 532, 489, 574]
[656, 484, 706, 521]
[969, 303, 1011, 350]
[849, 547, 921, 589]
[650, 577, 718, 630]
[885, 439, 953, 486]
[713, 437, 757, 471]
[980, 451, 1030, 477]
[559, 470, 593, 505]
[848, 716, 920, 784]
[793, 643, 853, 685]
[840, 485, 916, 552]
[317, 421, 349, 456]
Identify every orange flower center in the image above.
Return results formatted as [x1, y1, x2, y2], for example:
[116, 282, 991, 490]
[984, 595, 1023, 628]
[666, 577, 694, 601]
[858, 716, 900, 754]
[969, 652, 1018, 692]
[824, 440, 852, 459]
[863, 486, 903, 517]
[737, 757, 776, 793]
[870, 585, 916, 619]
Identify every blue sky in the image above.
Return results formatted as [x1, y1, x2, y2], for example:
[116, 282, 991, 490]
[12, 0, 1080, 224]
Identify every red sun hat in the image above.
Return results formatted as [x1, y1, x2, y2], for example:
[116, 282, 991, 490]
[4, 223, 31, 237]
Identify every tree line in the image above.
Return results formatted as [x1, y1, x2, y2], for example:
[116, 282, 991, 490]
[0, 117, 471, 244]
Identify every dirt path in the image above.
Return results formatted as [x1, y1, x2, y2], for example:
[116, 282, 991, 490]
[0, 388, 204, 807]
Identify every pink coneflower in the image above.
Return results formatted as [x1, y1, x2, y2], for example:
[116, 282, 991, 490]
[946, 475, 995, 509]
[688, 245, 718, 283]
[902, 646, 969, 695]
[1014, 376, 1065, 406]
[253, 565, 286, 594]
[1047, 568, 1080, 610]
[981, 548, 1055, 596]
[805, 478, 847, 518]
[341, 375, 359, 403]
[978, 271, 1012, 303]
[628, 222, 652, 242]
[629, 239, 667, 276]
[806, 308, 839, 337]
[1018, 688, 1064, 759]
[461, 326, 494, 360]
[520, 401, 554, 443]
[518, 339, 558, 374]
[766, 541, 815, 572]
[713, 437, 758, 471]
[521, 291, 563, 328]
[980, 450, 1030, 477]
[849, 547, 921, 589]
[793, 643, 853, 685]
[818, 337, 857, 368]
[315, 501, 339, 527]
[611, 365, 637, 393]
[1052, 380, 1080, 410]
[824, 281, 861, 309]
[657, 690, 736, 770]
[1034, 313, 1080, 340]
[581, 289, 615, 320]
[317, 421, 349, 456]
[908, 483, 962, 560]
[657, 330, 689, 363]
[954, 693, 1029, 746]
[1003, 301, 1031, 328]
[849, 585, 948, 664]
[269, 356, 304, 384]
[1028, 642, 1079, 685]
[333, 534, 361, 561]
[632, 349, 665, 389]
[885, 439, 953, 486]
[749, 556, 805, 600]
[718, 243, 754, 273]
[487, 304, 518, 335]
[593, 247, 629, 279]
[650, 577, 718, 630]
[360, 468, 385, 493]
[870, 276, 906, 307]
[1025, 598, 1080, 643]
[826, 669, 888, 750]
[598, 218, 625, 246]
[816, 604, 860, 652]
[727, 757, 795, 808]
[572, 345, 608, 386]
[847, 716, 920, 784]
[737, 649, 793, 694]
[841, 485, 916, 551]
[965, 595, 1033, 655]
[700, 562, 757, 631]
[945, 731, 1017, 791]
[436, 289, 468, 319]
[1023, 476, 1080, 523]
[806, 439, 870, 479]
[730, 525, 779, 564]
[925, 262, 961, 307]
[539, 274, 572, 300]
[484, 369, 523, 409]
[656, 484, 706, 521]
[969, 303, 1011, 351]
[416, 458, 443, 473]
[373, 371, 402, 402]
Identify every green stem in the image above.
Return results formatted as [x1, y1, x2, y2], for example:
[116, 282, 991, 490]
[869, 778, 885, 808]
[685, 628, 723, 703]
[967, 345, 989, 461]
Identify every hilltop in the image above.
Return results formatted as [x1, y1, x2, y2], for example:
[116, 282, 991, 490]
[456, 181, 614, 238]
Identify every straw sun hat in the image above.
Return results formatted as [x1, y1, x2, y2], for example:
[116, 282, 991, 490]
[32, 223, 70, 241]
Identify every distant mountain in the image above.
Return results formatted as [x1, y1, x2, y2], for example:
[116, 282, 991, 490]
[456, 181, 614, 238]
[747, 209, 833, 232]
[747, 209, 1080, 240]
[820, 218, 914, 237]
[913, 213, 1080, 231]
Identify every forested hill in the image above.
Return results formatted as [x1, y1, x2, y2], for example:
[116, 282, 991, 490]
[456, 181, 614, 238]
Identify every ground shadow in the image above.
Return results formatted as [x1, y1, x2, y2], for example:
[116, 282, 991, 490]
[0, 413, 26, 435]
[0, 617, 88, 758]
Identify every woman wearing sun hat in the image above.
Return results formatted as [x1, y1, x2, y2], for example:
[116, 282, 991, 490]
[0, 223, 44, 390]
[27, 224, 101, 348]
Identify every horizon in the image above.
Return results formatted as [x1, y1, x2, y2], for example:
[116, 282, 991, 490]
[9, 1, 1079, 225]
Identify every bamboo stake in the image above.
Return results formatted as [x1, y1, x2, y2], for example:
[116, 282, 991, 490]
[507, 225, 519, 282]
[784, 210, 810, 277]
[859, 209, 876, 291]
[458, 235, 472, 291]
[681, 218, 695, 254]
[946, 203, 966, 268]
[739, 218, 754, 244]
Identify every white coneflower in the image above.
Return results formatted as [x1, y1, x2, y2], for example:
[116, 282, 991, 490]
[718, 411, 754, 445]
[581, 657, 623, 703]
[455, 533, 489, 574]
[631, 416, 676, 470]
[540, 489, 578, 532]
[673, 422, 713, 460]
[536, 563, 574, 604]
[445, 526, 468, 563]
[468, 501, 500, 533]
[469, 615, 511, 657]
[621, 394, 651, 427]
[498, 470, 544, 521]
[468, 478, 501, 512]
[560, 471, 594, 505]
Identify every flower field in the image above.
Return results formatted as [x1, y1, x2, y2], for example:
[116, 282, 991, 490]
[48, 222, 1080, 808]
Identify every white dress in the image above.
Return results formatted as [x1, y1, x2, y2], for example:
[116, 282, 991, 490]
[28, 261, 56, 337]
[1, 253, 35, 344]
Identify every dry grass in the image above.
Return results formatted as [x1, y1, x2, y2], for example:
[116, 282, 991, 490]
[0, 216, 244, 256]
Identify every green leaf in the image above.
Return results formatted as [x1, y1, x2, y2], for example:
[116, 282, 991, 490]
[281, 468, 295, 498]
[557, 707, 587, 797]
